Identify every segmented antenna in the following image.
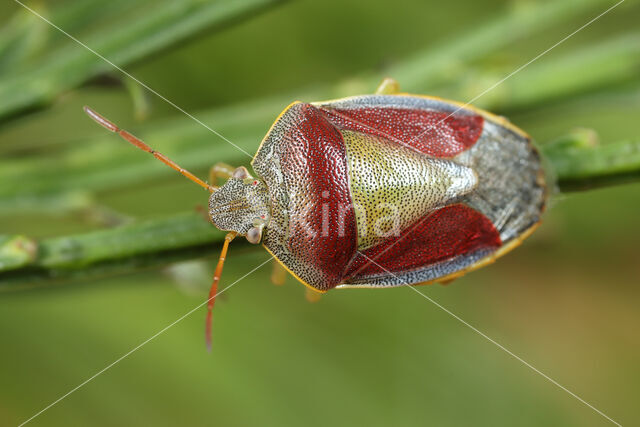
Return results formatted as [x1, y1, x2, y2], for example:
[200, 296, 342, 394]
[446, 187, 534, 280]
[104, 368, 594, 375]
[206, 232, 237, 351]
[84, 106, 218, 192]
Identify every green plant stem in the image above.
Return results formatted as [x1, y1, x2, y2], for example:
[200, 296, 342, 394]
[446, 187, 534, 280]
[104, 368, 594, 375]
[1, 135, 639, 290]
[542, 131, 640, 191]
[1, 28, 638, 214]
[0, 0, 610, 122]
[384, 0, 616, 94]
[0, 0, 286, 120]
[1, 0, 638, 289]
[0, 212, 226, 291]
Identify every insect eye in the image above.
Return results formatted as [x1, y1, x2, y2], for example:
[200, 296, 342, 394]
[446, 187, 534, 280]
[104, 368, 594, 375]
[252, 180, 258, 186]
[260, 214, 266, 219]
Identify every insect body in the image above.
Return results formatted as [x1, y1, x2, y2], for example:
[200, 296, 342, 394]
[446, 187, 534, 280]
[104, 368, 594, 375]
[85, 78, 547, 347]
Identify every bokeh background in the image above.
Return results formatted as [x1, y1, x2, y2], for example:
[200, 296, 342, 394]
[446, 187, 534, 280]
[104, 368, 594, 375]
[1, 0, 639, 426]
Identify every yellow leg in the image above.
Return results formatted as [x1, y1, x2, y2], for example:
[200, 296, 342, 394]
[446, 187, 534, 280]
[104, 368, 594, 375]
[305, 288, 322, 303]
[375, 77, 400, 95]
[209, 162, 236, 185]
[271, 262, 288, 286]
[438, 277, 457, 286]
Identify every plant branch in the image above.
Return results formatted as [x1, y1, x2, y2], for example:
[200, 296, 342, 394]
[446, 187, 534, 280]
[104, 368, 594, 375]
[541, 130, 640, 191]
[2, 28, 639, 215]
[2, 134, 639, 289]
[0, 212, 226, 291]
[0, 0, 287, 121]
[1, 0, 638, 290]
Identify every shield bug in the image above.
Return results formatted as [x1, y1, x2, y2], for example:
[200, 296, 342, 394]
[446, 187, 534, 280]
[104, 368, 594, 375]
[84, 78, 546, 348]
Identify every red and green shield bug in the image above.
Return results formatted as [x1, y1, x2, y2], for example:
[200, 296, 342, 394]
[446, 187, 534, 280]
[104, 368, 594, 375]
[84, 78, 547, 348]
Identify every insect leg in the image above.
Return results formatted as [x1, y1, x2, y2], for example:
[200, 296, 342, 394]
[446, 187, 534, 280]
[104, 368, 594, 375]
[209, 162, 237, 185]
[305, 288, 322, 303]
[375, 77, 400, 95]
[270, 262, 288, 286]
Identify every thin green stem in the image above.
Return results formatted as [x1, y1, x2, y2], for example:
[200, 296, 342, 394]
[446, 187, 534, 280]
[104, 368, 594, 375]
[0, 0, 287, 120]
[1, 135, 639, 289]
[0, 212, 225, 290]
[1, 28, 638, 214]
[542, 130, 640, 191]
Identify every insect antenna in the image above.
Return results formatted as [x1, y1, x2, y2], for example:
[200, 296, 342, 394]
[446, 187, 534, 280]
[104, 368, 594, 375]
[83, 106, 218, 192]
[206, 231, 237, 351]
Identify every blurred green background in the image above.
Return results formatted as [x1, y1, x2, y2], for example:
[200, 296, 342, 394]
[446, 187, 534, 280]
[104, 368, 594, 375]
[0, 0, 639, 426]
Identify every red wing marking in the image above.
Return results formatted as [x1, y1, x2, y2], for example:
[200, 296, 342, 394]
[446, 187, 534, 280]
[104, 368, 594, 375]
[279, 103, 358, 288]
[344, 204, 501, 279]
[319, 106, 483, 158]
